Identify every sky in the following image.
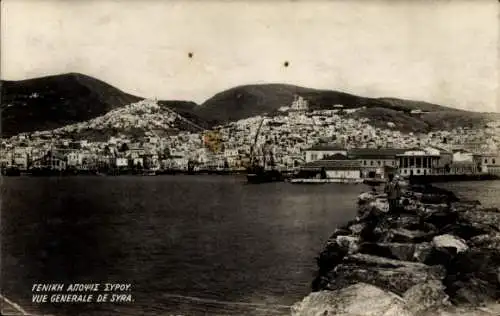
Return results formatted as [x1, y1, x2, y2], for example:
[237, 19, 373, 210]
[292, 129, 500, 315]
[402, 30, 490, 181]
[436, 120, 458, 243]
[1, 0, 499, 112]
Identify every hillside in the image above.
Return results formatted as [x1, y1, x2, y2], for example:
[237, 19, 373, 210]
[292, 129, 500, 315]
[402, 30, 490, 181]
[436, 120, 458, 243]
[2, 74, 496, 138]
[197, 83, 493, 131]
[37, 99, 205, 142]
[0, 73, 205, 137]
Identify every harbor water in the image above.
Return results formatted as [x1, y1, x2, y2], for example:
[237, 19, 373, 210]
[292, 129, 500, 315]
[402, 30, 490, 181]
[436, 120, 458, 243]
[1, 175, 364, 316]
[2, 176, 500, 315]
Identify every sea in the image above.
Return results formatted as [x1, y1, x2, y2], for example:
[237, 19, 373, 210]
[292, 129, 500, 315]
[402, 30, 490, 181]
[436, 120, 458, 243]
[1, 176, 500, 316]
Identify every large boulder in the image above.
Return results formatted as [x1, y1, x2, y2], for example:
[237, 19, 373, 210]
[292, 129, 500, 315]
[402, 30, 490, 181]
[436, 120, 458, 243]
[413, 242, 433, 263]
[445, 248, 500, 305]
[316, 241, 348, 274]
[291, 283, 412, 316]
[432, 234, 468, 254]
[358, 242, 416, 261]
[423, 234, 469, 266]
[438, 222, 497, 240]
[358, 192, 376, 204]
[328, 254, 446, 295]
[335, 235, 360, 255]
[459, 208, 500, 231]
[468, 233, 500, 250]
[403, 280, 450, 315]
[380, 228, 434, 243]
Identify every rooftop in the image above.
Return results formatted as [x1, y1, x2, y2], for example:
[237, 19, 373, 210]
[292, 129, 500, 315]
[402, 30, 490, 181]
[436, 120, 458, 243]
[301, 159, 361, 170]
[307, 143, 347, 151]
[348, 148, 407, 158]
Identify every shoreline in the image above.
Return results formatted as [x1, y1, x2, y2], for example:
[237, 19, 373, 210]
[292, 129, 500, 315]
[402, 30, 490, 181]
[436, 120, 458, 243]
[292, 183, 500, 315]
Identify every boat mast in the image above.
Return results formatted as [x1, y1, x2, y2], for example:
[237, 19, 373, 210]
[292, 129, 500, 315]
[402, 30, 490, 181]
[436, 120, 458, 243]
[250, 117, 266, 166]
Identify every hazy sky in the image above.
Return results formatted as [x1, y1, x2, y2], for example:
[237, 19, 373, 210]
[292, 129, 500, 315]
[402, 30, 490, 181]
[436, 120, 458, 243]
[1, 0, 499, 111]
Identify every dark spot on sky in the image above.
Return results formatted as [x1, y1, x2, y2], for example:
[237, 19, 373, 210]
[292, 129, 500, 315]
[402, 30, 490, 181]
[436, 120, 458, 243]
[188, 52, 193, 58]
[284, 61, 289, 67]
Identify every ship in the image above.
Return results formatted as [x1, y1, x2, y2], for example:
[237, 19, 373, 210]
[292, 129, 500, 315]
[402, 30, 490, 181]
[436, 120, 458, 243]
[246, 164, 285, 184]
[245, 117, 284, 184]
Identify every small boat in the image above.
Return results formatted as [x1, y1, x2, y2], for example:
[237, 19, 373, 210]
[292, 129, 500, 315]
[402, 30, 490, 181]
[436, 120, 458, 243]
[246, 166, 284, 184]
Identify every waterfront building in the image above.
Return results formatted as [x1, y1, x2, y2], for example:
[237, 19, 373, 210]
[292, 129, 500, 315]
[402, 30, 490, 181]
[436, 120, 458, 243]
[347, 148, 406, 179]
[31, 152, 67, 171]
[11, 148, 31, 170]
[481, 152, 500, 174]
[115, 157, 128, 168]
[448, 161, 477, 175]
[396, 149, 440, 177]
[66, 151, 83, 167]
[304, 144, 347, 162]
[299, 154, 361, 180]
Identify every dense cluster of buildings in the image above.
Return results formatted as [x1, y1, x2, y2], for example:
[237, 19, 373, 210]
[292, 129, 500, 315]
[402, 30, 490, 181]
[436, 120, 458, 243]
[300, 144, 500, 181]
[1, 96, 500, 176]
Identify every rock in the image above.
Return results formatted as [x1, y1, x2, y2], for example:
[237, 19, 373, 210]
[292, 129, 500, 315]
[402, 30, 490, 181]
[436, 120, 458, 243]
[381, 228, 433, 243]
[413, 242, 433, 263]
[439, 222, 496, 240]
[420, 193, 451, 205]
[330, 254, 446, 295]
[358, 192, 376, 204]
[348, 222, 367, 235]
[291, 283, 412, 316]
[418, 204, 450, 217]
[316, 242, 348, 272]
[459, 209, 500, 231]
[335, 235, 360, 255]
[424, 211, 459, 230]
[328, 227, 352, 240]
[403, 280, 450, 315]
[445, 248, 500, 304]
[358, 242, 416, 262]
[448, 278, 499, 305]
[424, 303, 500, 316]
[370, 198, 390, 214]
[432, 234, 468, 253]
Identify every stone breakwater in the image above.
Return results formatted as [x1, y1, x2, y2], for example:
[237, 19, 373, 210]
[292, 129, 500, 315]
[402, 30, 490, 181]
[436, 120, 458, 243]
[292, 184, 500, 316]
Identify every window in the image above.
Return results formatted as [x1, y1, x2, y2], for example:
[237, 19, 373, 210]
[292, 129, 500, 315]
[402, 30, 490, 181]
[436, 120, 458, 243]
[363, 160, 367, 166]
[416, 157, 421, 168]
[485, 159, 488, 164]
[417, 169, 420, 174]
[493, 159, 496, 164]
[377, 161, 381, 166]
[409, 158, 415, 167]
[370, 161, 374, 166]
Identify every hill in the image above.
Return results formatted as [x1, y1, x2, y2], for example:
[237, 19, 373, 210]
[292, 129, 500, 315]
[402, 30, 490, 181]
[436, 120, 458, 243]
[197, 83, 493, 131]
[0, 73, 205, 137]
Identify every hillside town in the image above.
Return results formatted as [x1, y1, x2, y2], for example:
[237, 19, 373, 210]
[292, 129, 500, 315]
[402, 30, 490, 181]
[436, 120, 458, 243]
[2, 96, 500, 179]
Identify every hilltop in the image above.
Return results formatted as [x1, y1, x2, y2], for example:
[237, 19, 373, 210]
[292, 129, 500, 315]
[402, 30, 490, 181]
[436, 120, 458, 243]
[1, 74, 497, 138]
[0, 73, 204, 137]
[197, 84, 494, 132]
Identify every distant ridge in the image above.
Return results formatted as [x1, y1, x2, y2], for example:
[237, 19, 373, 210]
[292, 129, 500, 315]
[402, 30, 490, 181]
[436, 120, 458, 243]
[196, 83, 495, 132]
[196, 83, 461, 122]
[1, 74, 497, 137]
[0, 73, 202, 136]
[1, 73, 141, 136]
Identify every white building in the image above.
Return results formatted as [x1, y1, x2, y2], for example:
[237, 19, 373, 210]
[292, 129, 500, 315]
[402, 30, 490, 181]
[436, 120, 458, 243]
[397, 149, 440, 177]
[304, 144, 348, 162]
